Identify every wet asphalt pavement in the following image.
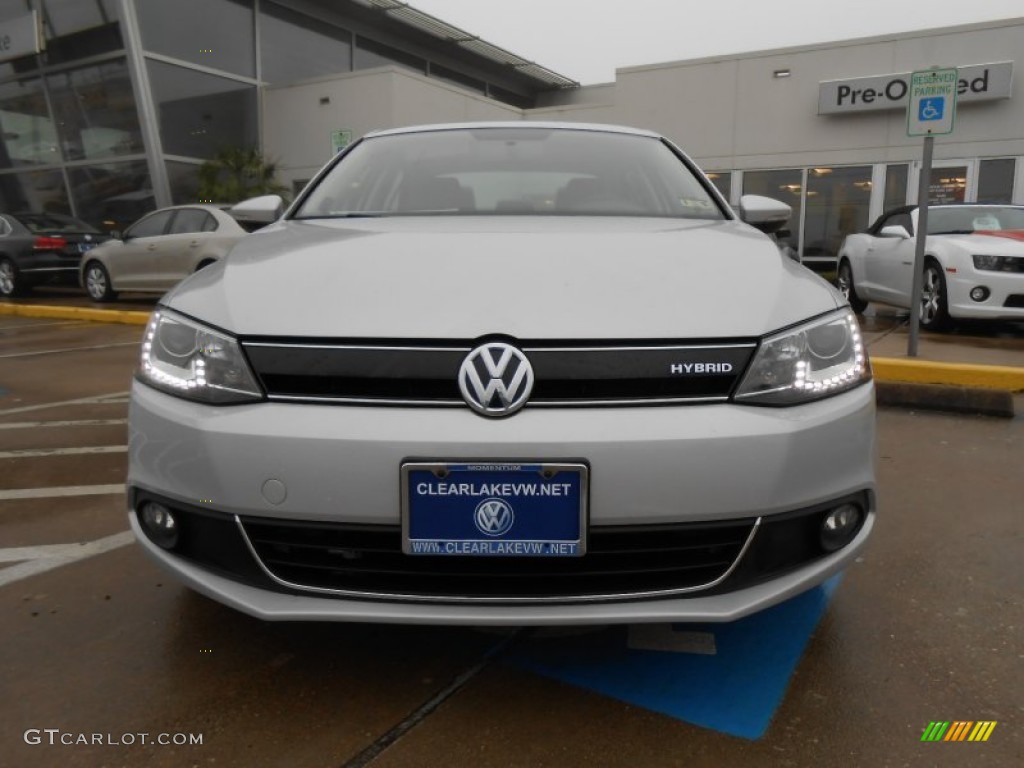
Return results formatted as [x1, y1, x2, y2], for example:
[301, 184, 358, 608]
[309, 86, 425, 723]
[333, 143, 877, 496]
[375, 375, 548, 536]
[0, 311, 1021, 768]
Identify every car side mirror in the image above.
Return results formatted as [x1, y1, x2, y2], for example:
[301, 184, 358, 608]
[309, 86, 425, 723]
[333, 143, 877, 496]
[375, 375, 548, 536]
[879, 224, 911, 239]
[229, 194, 284, 226]
[738, 194, 792, 235]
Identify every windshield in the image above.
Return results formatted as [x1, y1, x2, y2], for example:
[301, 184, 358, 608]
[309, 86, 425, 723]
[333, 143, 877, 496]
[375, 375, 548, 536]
[927, 206, 1024, 234]
[293, 127, 726, 220]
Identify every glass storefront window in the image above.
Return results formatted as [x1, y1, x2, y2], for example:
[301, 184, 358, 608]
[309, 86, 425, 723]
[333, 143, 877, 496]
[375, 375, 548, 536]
[260, 1, 352, 84]
[977, 158, 1016, 204]
[743, 169, 802, 252]
[40, 0, 122, 64]
[167, 160, 203, 204]
[803, 165, 872, 262]
[46, 59, 144, 163]
[0, 169, 70, 214]
[68, 161, 152, 231]
[40, 0, 119, 41]
[883, 164, 908, 211]
[147, 61, 257, 160]
[928, 165, 967, 204]
[136, 0, 255, 77]
[430, 63, 485, 94]
[705, 171, 731, 201]
[0, 77, 57, 169]
[355, 36, 426, 74]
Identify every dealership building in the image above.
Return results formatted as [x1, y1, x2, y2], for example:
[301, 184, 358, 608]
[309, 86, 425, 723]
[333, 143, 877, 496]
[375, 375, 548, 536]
[2, 2, 1022, 266]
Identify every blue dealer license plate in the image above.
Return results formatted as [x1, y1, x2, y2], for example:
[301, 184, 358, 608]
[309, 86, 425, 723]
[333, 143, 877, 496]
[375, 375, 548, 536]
[402, 462, 588, 557]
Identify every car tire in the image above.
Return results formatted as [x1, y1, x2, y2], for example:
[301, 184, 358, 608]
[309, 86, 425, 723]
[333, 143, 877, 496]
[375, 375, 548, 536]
[919, 260, 950, 331]
[837, 259, 867, 314]
[83, 261, 118, 302]
[0, 257, 27, 297]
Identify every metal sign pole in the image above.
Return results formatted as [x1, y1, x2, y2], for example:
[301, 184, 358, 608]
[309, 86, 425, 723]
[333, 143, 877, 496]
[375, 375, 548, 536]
[908, 135, 934, 357]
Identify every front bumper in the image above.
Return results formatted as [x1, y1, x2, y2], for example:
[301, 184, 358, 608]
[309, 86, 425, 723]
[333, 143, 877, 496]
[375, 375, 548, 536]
[128, 380, 876, 624]
[947, 268, 1024, 320]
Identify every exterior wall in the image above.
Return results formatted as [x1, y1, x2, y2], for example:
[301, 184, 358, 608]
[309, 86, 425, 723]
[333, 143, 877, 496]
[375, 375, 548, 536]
[529, 18, 1024, 173]
[263, 66, 521, 188]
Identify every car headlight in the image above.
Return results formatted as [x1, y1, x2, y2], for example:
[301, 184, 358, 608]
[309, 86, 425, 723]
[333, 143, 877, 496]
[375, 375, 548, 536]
[734, 309, 869, 405]
[138, 308, 262, 404]
[972, 254, 1020, 272]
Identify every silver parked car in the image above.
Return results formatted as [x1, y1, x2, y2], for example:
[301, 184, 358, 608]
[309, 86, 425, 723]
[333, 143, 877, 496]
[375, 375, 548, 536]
[80, 204, 248, 301]
[129, 122, 876, 625]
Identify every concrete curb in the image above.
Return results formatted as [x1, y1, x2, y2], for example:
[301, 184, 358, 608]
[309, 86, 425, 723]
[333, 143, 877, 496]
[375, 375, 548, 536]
[2, 302, 1020, 416]
[870, 357, 1023, 418]
[874, 381, 1016, 418]
[0, 302, 149, 326]
[870, 357, 1024, 392]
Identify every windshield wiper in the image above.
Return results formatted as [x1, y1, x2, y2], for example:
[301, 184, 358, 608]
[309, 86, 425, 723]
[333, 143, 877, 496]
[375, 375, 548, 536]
[929, 229, 976, 235]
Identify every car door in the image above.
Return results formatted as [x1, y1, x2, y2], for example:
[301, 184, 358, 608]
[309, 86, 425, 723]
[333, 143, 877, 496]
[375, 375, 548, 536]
[157, 208, 218, 286]
[862, 211, 915, 306]
[106, 209, 174, 290]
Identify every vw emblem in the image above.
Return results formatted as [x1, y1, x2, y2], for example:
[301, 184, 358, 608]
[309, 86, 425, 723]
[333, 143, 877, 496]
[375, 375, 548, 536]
[458, 342, 534, 417]
[474, 498, 514, 537]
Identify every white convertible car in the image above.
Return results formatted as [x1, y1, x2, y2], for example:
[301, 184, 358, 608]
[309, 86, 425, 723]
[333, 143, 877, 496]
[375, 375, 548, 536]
[837, 204, 1024, 330]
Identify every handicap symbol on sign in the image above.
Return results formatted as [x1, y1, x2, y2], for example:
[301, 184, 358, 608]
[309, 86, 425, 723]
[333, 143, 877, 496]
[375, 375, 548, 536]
[919, 97, 944, 122]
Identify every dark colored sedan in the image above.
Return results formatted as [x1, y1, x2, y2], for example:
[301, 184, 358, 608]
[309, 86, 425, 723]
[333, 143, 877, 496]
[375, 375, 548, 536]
[0, 212, 110, 297]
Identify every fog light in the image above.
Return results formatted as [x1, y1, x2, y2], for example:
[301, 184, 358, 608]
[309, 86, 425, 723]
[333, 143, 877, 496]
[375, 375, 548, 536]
[141, 502, 179, 550]
[820, 504, 861, 552]
[969, 286, 990, 302]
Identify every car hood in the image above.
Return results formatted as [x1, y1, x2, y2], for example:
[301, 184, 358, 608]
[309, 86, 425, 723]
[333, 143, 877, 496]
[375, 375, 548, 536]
[936, 230, 1024, 253]
[164, 217, 841, 339]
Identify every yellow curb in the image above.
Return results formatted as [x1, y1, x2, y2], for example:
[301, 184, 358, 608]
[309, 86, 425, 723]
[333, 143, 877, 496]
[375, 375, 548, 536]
[0, 302, 150, 326]
[871, 357, 1024, 392]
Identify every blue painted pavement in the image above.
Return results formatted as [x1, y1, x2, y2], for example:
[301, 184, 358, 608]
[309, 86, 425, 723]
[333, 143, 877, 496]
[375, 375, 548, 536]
[506, 576, 841, 740]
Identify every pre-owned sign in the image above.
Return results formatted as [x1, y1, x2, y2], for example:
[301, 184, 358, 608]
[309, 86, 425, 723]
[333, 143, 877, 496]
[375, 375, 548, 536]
[0, 12, 41, 63]
[818, 61, 1011, 115]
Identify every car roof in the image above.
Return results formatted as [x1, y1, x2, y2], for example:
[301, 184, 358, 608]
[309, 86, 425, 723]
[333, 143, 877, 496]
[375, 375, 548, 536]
[364, 121, 662, 140]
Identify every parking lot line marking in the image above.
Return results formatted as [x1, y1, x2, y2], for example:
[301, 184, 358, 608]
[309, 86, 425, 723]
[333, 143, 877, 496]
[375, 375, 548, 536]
[0, 391, 130, 416]
[0, 484, 125, 501]
[0, 445, 127, 459]
[0, 531, 134, 588]
[0, 341, 139, 359]
[0, 419, 127, 430]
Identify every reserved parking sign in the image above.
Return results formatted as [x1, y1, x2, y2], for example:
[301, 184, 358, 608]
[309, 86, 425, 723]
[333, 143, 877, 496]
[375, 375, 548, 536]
[907, 68, 958, 136]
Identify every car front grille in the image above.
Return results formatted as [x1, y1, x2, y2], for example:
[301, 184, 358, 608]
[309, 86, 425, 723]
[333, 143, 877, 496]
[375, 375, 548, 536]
[241, 339, 756, 406]
[236, 516, 757, 603]
[1004, 294, 1024, 308]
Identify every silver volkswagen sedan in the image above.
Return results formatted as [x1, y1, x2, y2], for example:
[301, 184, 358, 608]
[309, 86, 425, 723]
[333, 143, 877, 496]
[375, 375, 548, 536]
[128, 122, 875, 625]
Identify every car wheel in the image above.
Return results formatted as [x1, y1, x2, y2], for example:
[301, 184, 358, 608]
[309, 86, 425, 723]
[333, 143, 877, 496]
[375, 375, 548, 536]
[0, 257, 26, 297]
[84, 261, 118, 302]
[919, 261, 950, 331]
[836, 260, 867, 314]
